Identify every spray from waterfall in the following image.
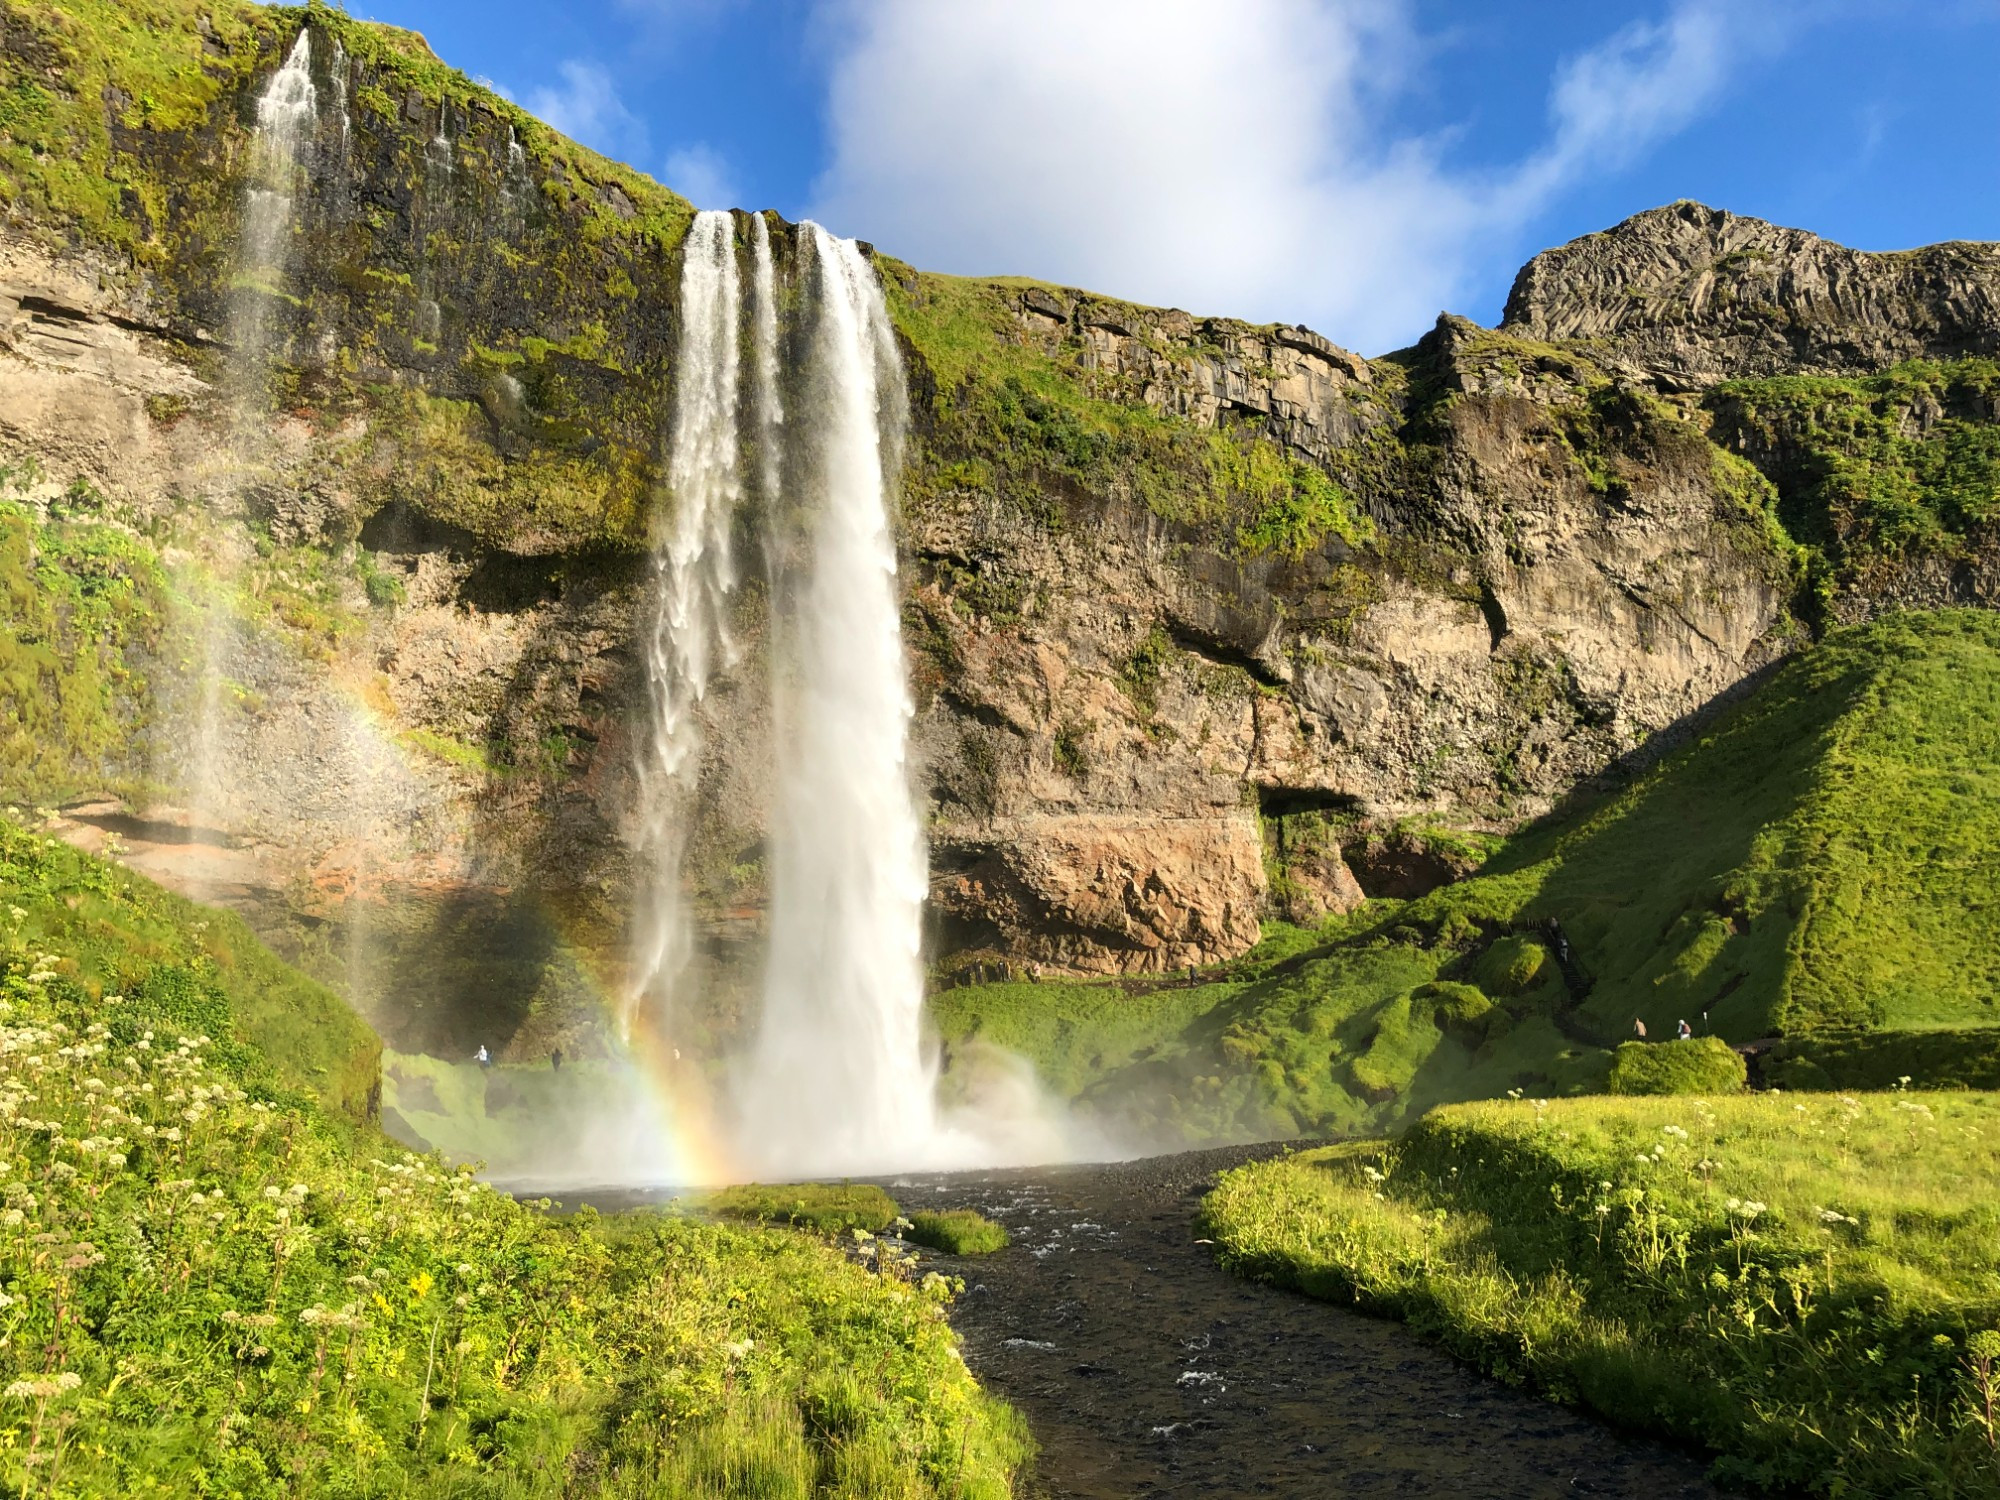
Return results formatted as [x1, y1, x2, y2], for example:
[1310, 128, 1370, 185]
[732, 224, 939, 1178]
[629, 210, 745, 1038]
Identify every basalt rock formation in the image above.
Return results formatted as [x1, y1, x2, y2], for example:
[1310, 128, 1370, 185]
[4, 4, 1999, 1056]
[1504, 200, 2000, 387]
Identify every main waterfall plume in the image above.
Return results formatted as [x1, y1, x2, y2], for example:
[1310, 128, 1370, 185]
[630, 210, 745, 1036]
[733, 224, 938, 1178]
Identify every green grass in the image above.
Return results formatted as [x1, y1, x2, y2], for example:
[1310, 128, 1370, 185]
[906, 1210, 1009, 1256]
[0, 819, 1029, 1496]
[931, 610, 2000, 1146]
[0, 812, 378, 1121]
[1203, 1093, 2000, 1497]
[698, 1183, 903, 1237]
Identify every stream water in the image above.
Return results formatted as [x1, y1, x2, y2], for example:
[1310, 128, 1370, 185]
[891, 1146, 1727, 1500]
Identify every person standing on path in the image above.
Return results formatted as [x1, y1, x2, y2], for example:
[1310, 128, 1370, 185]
[1633, 1018, 1647, 1040]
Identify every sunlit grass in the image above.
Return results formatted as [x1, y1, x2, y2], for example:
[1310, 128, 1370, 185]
[1205, 1092, 2000, 1497]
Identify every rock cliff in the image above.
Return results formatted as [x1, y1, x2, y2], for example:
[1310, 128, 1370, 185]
[1503, 200, 2000, 387]
[3, 3, 1997, 1057]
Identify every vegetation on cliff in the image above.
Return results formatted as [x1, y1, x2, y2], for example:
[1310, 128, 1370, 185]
[884, 265, 1376, 557]
[1706, 358, 2000, 614]
[0, 813, 1027, 1497]
[1203, 1095, 2000, 1497]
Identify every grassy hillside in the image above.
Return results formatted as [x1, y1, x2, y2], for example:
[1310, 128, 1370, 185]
[1203, 1094, 2000, 1497]
[934, 609, 2000, 1143]
[1, 811, 378, 1119]
[0, 814, 1027, 1496]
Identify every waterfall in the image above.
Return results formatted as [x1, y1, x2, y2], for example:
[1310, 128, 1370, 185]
[327, 40, 352, 167]
[748, 214, 784, 508]
[234, 30, 316, 366]
[629, 210, 745, 1037]
[734, 223, 937, 1178]
[186, 30, 319, 862]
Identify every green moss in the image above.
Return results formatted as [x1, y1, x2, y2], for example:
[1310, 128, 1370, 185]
[0, 499, 171, 804]
[883, 266, 1376, 558]
[354, 387, 649, 551]
[1472, 935, 1549, 998]
[1707, 358, 2000, 583]
[1605, 1037, 1747, 1095]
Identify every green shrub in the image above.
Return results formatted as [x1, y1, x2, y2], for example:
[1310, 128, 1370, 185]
[701, 1182, 902, 1235]
[1766, 1027, 2000, 1092]
[1472, 935, 1549, 997]
[1606, 1036, 1747, 1095]
[907, 1209, 1009, 1255]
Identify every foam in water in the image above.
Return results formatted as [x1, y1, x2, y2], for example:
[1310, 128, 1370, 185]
[732, 224, 939, 1178]
[629, 210, 745, 1037]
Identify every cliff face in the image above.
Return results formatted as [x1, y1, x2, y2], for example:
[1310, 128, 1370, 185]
[4, 5, 1998, 1055]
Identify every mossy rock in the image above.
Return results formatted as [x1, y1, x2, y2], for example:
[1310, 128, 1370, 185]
[1417, 981, 1503, 1046]
[1607, 1037, 1747, 1096]
[1473, 934, 1550, 998]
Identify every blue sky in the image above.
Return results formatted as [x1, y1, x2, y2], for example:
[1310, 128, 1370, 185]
[350, 0, 2000, 353]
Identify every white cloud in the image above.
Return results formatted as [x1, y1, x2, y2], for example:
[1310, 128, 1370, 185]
[664, 143, 741, 210]
[526, 61, 649, 159]
[808, 0, 1801, 352]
